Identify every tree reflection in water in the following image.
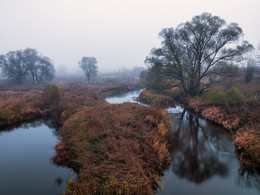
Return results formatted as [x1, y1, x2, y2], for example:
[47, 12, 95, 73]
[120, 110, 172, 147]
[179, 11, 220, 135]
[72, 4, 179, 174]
[171, 109, 230, 183]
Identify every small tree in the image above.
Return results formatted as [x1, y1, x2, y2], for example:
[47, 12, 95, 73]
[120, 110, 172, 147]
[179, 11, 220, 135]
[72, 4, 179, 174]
[79, 57, 98, 83]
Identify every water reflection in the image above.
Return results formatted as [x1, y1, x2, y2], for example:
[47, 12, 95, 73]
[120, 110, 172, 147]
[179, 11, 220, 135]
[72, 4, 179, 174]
[236, 169, 260, 192]
[171, 110, 229, 183]
[0, 119, 75, 195]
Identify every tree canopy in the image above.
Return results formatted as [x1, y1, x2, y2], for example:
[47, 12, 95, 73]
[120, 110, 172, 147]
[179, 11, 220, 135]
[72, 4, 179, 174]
[144, 12, 253, 96]
[79, 56, 98, 83]
[0, 48, 55, 84]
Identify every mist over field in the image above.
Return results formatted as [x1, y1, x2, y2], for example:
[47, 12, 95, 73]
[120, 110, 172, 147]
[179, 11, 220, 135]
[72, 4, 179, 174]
[1, 0, 260, 74]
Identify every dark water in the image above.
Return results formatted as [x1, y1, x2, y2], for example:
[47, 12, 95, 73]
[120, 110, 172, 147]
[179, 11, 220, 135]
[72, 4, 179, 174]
[106, 90, 260, 195]
[0, 120, 76, 195]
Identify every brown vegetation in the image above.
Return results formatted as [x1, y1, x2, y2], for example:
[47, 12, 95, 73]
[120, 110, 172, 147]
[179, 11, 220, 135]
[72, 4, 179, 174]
[53, 103, 171, 194]
[0, 90, 42, 126]
[138, 90, 175, 107]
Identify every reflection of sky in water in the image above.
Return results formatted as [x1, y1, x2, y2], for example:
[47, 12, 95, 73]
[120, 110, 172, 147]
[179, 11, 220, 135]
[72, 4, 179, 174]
[166, 106, 184, 114]
[105, 89, 143, 104]
[0, 121, 76, 195]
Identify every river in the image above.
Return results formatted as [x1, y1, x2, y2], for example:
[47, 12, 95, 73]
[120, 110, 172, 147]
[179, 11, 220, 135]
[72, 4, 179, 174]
[0, 120, 76, 195]
[105, 90, 260, 195]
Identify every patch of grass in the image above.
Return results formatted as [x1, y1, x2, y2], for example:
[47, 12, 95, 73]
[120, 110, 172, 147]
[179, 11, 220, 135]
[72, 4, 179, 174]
[54, 103, 171, 194]
[138, 90, 174, 107]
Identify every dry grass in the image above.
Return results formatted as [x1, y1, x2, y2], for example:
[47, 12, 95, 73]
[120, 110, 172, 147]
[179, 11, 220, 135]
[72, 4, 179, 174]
[138, 90, 175, 107]
[0, 90, 42, 126]
[53, 103, 171, 194]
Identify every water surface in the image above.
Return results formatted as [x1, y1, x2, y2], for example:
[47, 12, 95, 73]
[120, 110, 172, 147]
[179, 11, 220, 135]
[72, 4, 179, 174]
[0, 120, 76, 195]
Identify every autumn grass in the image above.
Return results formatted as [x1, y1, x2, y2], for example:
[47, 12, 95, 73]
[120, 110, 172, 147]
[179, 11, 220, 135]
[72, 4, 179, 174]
[0, 90, 42, 126]
[53, 103, 171, 194]
[138, 89, 175, 107]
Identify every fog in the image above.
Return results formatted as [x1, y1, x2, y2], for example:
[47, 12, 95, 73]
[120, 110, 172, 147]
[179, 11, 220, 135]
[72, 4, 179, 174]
[1, 0, 260, 74]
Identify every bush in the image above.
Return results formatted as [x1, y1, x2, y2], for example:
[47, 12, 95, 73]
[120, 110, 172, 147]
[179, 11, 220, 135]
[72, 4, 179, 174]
[204, 88, 227, 106]
[41, 84, 61, 109]
[226, 87, 245, 106]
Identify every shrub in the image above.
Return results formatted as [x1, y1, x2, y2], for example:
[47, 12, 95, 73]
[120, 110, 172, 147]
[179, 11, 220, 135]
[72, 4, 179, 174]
[40, 84, 61, 111]
[204, 88, 227, 106]
[235, 132, 260, 171]
[226, 87, 245, 106]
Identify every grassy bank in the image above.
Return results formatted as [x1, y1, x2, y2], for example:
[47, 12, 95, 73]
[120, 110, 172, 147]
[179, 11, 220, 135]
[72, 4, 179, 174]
[138, 90, 175, 107]
[188, 97, 260, 171]
[0, 90, 42, 126]
[139, 82, 260, 172]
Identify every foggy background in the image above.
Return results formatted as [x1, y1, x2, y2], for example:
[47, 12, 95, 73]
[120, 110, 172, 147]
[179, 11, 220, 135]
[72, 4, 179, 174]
[1, 0, 260, 74]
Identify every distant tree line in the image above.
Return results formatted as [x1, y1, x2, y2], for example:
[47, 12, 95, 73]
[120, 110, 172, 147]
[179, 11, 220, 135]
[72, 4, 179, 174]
[0, 48, 55, 84]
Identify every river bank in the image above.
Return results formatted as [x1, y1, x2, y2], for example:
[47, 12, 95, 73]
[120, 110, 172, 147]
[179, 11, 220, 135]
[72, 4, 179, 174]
[139, 89, 260, 172]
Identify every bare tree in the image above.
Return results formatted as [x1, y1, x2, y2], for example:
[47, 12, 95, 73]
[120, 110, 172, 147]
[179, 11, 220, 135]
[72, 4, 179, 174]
[0, 48, 55, 84]
[34, 56, 55, 83]
[0, 50, 28, 84]
[79, 56, 98, 82]
[145, 13, 253, 96]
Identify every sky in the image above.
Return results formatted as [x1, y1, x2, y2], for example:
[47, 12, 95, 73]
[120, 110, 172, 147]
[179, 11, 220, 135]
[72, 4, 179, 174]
[0, 0, 260, 73]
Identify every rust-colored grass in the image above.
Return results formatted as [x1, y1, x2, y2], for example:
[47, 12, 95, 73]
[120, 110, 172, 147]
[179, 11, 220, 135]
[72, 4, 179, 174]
[138, 90, 175, 107]
[0, 90, 42, 126]
[54, 103, 171, 194]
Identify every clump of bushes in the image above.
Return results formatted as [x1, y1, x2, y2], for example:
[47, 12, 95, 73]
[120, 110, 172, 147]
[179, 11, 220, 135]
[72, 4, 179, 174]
[163, 87, 186, 102]
[203, 87, 244, 106]
[40, 84, 61, 109]
[226, 87, 245, 106]
[204, 88, 227, 106]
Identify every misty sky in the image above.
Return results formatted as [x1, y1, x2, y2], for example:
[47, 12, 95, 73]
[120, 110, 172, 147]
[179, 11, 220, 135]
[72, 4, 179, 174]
[1, 0, 260, 73]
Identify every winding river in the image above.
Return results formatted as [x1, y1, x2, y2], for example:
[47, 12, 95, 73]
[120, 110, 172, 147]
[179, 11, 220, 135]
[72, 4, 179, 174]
[0, 120, 76, 195]
[1, 89, 259, 195]
[106, 90, 260, 195]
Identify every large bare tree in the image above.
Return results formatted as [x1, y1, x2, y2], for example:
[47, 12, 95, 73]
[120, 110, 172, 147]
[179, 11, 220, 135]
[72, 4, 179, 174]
[0, 50, 28, 84]
[0, 48, 55, 84]
[145, 13, 253, 96]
